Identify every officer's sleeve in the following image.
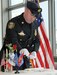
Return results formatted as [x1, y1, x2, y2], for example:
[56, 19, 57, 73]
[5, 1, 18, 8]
[33, 19, 40, 52]
[34, 30, 40, 52]
[6, 21, 22, 51]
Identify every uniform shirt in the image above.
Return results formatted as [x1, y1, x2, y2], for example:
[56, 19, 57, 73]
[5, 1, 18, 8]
[5, 13, 40, 53]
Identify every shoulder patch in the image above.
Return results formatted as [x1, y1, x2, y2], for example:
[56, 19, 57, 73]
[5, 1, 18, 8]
[8, 22, 15, 29]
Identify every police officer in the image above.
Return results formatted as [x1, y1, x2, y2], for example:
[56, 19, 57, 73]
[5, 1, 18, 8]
[0, 1, 42, 72]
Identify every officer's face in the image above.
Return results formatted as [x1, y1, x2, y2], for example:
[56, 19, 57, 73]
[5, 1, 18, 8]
[24, 8, 36, 23]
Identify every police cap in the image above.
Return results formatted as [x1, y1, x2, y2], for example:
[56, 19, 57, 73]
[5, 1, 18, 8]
[27, 1, 42, 16]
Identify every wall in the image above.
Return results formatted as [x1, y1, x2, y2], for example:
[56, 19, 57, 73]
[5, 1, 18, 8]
[0, 0, 2, 50]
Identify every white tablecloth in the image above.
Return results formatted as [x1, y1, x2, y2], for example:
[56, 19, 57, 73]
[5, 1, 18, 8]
[0, 68, 57, 75]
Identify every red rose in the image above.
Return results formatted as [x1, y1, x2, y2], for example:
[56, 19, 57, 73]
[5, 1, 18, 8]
[13, 44, 17, 51]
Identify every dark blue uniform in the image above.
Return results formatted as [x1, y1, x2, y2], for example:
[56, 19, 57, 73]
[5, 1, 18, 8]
[5, 13, 40, 53]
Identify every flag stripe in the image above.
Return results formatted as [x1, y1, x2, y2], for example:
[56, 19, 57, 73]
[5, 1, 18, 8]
[37, 51, 44, 67]
[38, 25, 50, 68]
[40, 22, 54, 66]
[38, 46, 45, 65]
[36, 21, 54, 68]
[35, 53, 41, 67]
[40, 39, 49, 68]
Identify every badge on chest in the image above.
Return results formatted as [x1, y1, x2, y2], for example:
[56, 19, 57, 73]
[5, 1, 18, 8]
[18, 31, 26, 36]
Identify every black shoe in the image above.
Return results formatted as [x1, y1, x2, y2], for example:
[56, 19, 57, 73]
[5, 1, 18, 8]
[15, 66, 20, 74]
[1, 66, 5, 72]
[15, 71, 19, 74]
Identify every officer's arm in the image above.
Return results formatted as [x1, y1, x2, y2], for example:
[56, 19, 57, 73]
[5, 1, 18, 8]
[32, 19, 40, 52]
[34, 33, 40, 52]
[6, 21, 22, 51]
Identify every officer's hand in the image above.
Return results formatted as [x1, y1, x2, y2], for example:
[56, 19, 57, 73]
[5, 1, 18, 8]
[20, 48, 29, 57]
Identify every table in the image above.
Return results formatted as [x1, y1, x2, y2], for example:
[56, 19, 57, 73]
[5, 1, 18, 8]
[0, 68, 57, 75]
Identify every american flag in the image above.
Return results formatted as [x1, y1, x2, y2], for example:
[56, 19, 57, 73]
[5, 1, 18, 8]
[32, 0, 55, 69]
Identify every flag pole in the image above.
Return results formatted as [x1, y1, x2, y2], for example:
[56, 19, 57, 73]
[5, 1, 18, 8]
[37, 0, 40, 6]
[38, 0, 40, 4]
[34, 0, 40, 7]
